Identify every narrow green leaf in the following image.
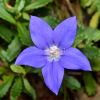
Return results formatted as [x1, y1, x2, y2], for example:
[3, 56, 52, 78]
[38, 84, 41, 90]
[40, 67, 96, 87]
[89, 12, 100, 28]
[65, 76, 81, 90]
[10, 77, 22, 100]
[0, 4, 16, 24]
[0, 25, 13, 43]
[23, 78, 36, 100]
[25, 0, 53, 11]
[14, 0, 25, 12]
[87, 0, 97, 14]
[83, 72, 96, 96]
[17, 22, 32, 46]
[22, 12, 30, 20]
[10, 64, 26, 75]
[6, 36, 22, 62]
[0, 75, 14, 98]
[18, 0, 25, 11]
[0, 48, 7, 62]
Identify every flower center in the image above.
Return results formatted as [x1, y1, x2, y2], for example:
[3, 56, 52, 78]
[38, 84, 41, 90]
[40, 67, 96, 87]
[45, 45, 61, 61]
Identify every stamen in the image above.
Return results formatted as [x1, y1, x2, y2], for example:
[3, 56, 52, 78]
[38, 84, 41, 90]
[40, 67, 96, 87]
[45, 45, 62, 62]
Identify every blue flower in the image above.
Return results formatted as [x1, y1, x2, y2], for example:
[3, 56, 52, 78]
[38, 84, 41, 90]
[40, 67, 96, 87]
[15, 16, 91, 95]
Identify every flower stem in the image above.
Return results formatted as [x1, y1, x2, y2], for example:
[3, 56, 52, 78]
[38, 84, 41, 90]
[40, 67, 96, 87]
[64, 86, 67, 100]
[63, 76, 70, 100]
[63, 80, 68, 100]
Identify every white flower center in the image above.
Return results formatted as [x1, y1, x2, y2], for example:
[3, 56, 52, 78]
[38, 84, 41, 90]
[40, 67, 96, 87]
[45, 45, 61, 62]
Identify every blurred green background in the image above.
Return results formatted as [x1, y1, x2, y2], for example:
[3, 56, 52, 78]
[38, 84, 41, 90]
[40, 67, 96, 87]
[0, 0, 100, 100]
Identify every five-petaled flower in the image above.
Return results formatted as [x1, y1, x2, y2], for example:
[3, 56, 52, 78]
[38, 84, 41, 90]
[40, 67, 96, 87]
[15, 16, 91, 95]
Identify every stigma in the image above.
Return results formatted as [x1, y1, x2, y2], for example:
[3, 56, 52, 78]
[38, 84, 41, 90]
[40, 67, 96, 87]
[45, 45, 62, 62]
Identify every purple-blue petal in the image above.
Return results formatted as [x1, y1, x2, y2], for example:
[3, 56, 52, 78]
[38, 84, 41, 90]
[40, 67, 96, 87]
[15, 46, 46, 68]
[53, 16, 77, 49]
[60, 47, 91, 71]
[42, 61, 64, 95]
[30, 16, 53, 49]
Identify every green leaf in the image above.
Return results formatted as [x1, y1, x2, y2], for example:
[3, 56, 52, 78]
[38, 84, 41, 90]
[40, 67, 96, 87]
[6, 36, 22, 62]
[84, 27, 100, 43]
[22, 12, 30, 21]
[23, 78, 36, 100]
[74, 25, 85, 47]
[10, 64, 26, 75]
[89, 12, 100, 28]
[17, 22, 32, 46]
[0, 25, 13, 43]
[0, 67, 6, 75]
[65, 76, 81, 90]
[87, 0, 97, 14]
[0, 4, 16, 24]
[0, 48, 7, 62]
[0, 75, 14, 98]
[97, 0, 100, 13]
[14, 0, 25, 12]
[82, 45, 100, 71]
[24, 0, 53, 11]
[83, 72, 96, 96]
[43, 16, 60, 28]
[92, 58, 100, 71]
[82, 45, 100, 60]
[74, 26, 100, 47]
[80, 0, 93, 8]
[24, 0, 31, 5]
[10, 77, 22, 100]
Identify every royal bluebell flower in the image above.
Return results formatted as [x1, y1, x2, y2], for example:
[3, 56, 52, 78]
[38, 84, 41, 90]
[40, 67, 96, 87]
[15, 16, 91, 95]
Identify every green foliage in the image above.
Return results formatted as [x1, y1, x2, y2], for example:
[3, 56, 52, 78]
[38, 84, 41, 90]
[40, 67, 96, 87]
[0, 25, 14, 43]
[65, 76, 81, 90]
[0, 67, 6, 75]
[10, 77, 23, 100]
[14, 0, 25, 12]
[89, 12, 100, 28]
[0, 4, 16, 24]
[0, 48, 8, 62]
[0, 75, 14, 98]
[82, 45, 100, 60]
[83, 72, 96, 96]
[82, 45, 100, 71]
[17, 22, 32, 46]
[74, 26, 100, 47]
[43, 16, 60, 28]
[22, 12, 30, 20]
[24, 0, 53, 11]
[80, 0, 93, 8]
[6, 36, 22, 62]
[23, 78, 36, 100]
[96, 0, 100, 13]
[10, 64, 26, 75]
